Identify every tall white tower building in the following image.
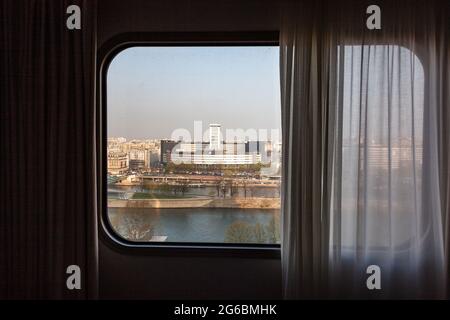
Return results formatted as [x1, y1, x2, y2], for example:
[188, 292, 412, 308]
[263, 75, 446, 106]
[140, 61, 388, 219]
[209, 123, 222, 150]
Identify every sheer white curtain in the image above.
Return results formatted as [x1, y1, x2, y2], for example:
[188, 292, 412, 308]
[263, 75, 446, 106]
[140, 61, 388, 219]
[280, 0, 449, 299]
[328, 44, 445, 298]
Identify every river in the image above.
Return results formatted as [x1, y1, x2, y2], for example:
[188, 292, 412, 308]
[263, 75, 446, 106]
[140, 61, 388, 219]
[108, 207, 280, 244]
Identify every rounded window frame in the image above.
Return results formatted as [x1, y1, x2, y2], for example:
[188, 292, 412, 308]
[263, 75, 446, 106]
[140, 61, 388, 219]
[97, 32, 282, 257]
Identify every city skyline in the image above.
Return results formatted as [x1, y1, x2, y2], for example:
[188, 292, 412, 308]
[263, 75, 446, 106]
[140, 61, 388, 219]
[108, 121, 282, 144]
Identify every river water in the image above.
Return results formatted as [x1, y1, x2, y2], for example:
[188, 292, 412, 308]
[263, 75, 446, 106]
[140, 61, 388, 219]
[108, 207, 280, 244]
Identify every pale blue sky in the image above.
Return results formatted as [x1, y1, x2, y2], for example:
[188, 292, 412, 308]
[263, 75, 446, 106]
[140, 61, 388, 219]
[107, 46, 281, 140]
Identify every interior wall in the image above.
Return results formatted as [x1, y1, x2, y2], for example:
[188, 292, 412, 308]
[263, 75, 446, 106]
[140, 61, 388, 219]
[98, 0, 282, 299]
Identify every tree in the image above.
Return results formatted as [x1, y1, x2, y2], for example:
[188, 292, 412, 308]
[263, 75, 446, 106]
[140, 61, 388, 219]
[242, 180, 248, 198]
[224, 215, 281, 244]
[228, 180, 238, 198]
[177, 180, 189, 196]
[265, 214, 281, 243]
[160, 182, 172, 194]
[225, 221, 254, 243]
[165, 162, 175, 173]
[115, 214, 155, 241]
[253, 223, 267, 243]
[215, 181, 221, 197]
[220, 180, 227, 198]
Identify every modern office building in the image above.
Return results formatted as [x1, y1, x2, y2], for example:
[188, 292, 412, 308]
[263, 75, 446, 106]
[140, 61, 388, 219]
[160, 139, 179, 164]
[164, 140, 272, 165]
[128, 149, 147, 170]
[209, 123, 222, 150]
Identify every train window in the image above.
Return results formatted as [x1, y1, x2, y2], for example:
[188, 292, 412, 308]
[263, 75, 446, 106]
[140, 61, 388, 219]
[106, 45, 281, 245]
[330, 45, 425, 253]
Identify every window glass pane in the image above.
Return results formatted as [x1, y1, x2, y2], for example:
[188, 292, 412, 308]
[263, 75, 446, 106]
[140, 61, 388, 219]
[331, 45, 424, 252]
[107, 46, 281, 244]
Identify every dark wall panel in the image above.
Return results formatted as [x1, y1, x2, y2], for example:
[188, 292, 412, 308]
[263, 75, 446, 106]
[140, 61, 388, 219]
[98, 0, 280, 42]
[100, 242, 281, 299]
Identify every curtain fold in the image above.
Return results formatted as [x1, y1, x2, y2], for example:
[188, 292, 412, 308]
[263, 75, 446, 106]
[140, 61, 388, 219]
[280, 0, 450, 299]
[280, 0, 334, 299]
[0, 0, 98, 299]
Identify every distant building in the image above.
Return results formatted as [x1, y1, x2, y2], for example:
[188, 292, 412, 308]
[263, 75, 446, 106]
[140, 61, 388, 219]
[148, 150, 160, 168]
[160, 140, 178, 164]
[107, 151, 128, 175]
[209, 123, 222, 150]
[129, 149, 147, 171]
[342, 143, 423, 171]
[108, 137, 160, 170]
[160, 124, 279, 166]
[168, 141, 268, 166]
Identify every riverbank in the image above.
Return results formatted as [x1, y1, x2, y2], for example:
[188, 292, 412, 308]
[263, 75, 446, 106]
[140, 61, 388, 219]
[108, 197, 280, 209]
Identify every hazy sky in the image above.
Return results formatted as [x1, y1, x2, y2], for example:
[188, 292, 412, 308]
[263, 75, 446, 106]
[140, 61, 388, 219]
[107, 46, 281, 140]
